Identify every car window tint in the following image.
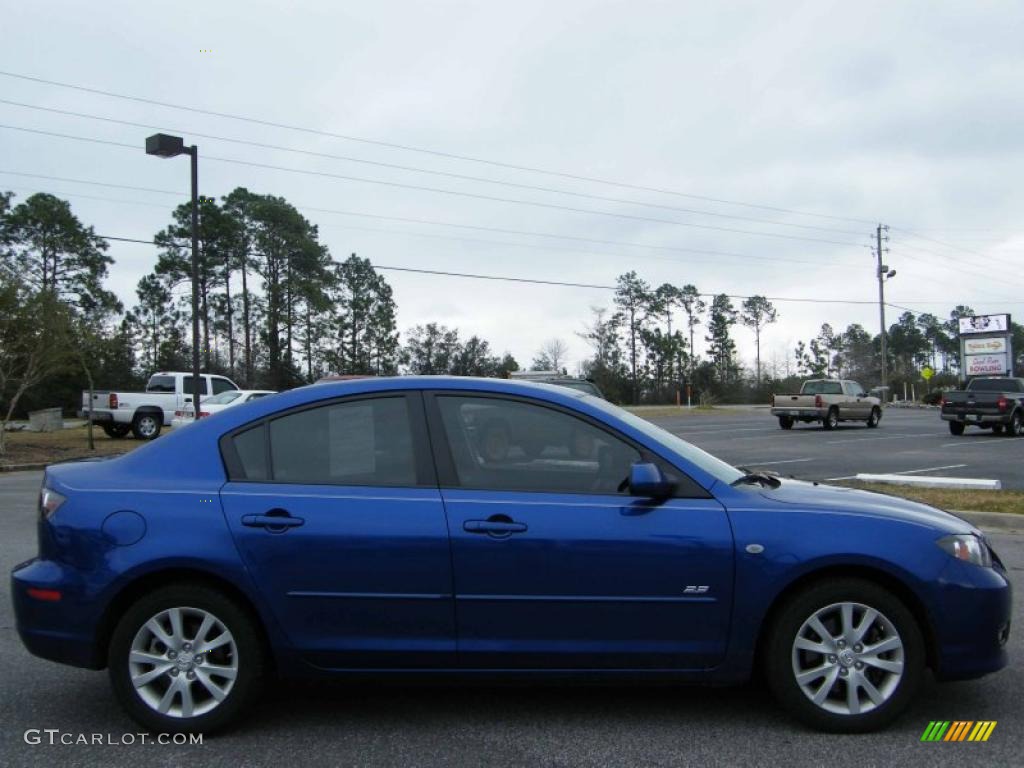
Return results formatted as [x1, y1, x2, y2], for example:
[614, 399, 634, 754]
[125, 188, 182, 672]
[212, 377, 237, 394]
[437, 396, 641, 494]
[269, 397, 416, 486]
[146, 375, 175, 393]
[233, 425, 268, 481]
[803, 381, 842, 395]
[182, 376, 209, 396]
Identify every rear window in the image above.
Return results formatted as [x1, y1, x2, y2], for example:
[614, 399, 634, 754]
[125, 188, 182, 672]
[969, 378, 1021, 393]
[801, 380, 842, 395]
[146, 375, 176, 393]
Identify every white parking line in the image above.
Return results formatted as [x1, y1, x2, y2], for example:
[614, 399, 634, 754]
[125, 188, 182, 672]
[671, 426, 772, 437]
[941, 439, 1023, 448]
[823, 464, 968, 482]
[824, 433, 927, 444]
[747, 458, 814, 466]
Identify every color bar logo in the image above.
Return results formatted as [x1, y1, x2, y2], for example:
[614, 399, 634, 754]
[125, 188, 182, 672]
[921, 721, 997, 742]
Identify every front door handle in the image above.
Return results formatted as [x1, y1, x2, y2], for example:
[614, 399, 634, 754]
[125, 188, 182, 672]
[464, 516, 527, 536]
[241, 511, 305, 531]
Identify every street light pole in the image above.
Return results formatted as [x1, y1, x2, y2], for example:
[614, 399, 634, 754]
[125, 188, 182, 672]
[875, 223, 895, 400]
[187, 145, 201, 420]
[145, 133, 202, 420]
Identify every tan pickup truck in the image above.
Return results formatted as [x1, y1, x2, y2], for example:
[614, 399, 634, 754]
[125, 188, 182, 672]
[771, 379, 882, 430]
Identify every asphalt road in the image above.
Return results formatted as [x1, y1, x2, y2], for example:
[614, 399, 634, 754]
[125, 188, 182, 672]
[0, 469, 1020, 767]
[649, 407, 1024, 490]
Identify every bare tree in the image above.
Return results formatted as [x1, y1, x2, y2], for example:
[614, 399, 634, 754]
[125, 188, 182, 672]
[534, 338, 569, 372]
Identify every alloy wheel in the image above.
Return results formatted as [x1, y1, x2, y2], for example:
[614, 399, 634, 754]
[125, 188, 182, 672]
[129, 606, 239, 719]
[791, 601, 904, 716]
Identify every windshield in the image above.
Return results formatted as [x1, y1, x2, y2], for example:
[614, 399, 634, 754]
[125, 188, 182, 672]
[968, 378, 1020, 393]
[801, 380, 842, 395]
[205, 390, 243, 405]
[582, 396, 744, 484]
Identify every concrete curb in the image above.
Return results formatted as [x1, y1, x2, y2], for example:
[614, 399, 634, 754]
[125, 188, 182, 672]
[953, 509, 1024, 534]
[0, 462, 48, 473]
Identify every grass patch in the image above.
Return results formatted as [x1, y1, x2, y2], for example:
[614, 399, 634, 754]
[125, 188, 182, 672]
[0, 425, 155, 468]
[837, 481, 1024, 515]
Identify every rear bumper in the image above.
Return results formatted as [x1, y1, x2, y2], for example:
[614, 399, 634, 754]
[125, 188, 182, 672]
[770, 408, 824, 419]
[11, 558, 105, 670]
[941, 412, 1010, 426]
[76, 410, 113, 424]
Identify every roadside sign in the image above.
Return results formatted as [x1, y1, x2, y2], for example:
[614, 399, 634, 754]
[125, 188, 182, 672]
[921, 367, 934, 381]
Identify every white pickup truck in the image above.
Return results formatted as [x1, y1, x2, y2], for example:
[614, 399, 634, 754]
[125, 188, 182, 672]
[78, 371, 239, 440]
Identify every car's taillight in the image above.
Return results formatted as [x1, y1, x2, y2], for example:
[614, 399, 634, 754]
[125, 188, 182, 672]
[39, 487, 66, 521]
[814, 395, 823, 408]
[940, 396, 947, 407]
[997, 396, 1009, 412]
[199, 411, 210, 418]
[108, 393, 118, 409]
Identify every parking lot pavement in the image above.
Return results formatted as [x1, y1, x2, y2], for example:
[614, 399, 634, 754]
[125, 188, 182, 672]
[650, 408, 1024, 490]
[0, 469, 1020, 767]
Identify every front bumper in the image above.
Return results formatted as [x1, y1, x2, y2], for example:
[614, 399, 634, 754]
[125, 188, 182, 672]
[11, 558, 105, 670]
[931, 556, 1012, 681]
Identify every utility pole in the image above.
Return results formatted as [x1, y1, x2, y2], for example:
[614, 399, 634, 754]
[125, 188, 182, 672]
[875, 224, 894, 397]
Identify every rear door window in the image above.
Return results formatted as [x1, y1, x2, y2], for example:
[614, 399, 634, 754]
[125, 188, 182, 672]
[268, 396, 418, 486]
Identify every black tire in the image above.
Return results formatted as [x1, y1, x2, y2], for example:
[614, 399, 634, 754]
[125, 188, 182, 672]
[764, 577, 925, 733]
[778, 416, 794, 430]
[1005, 410, 1023, 437]
[948, 421, 965, 436]
[866, 408, 881, 429]
[131, 412, 162, 440]
[822, 408, 839, 431]
[102, 423, 131, 439]
[108, 583, 265, 734]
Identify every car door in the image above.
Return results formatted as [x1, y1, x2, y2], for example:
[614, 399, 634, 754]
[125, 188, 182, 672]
[426, 392, 734, 671]
[219, 392, 456, 669]
[847, 381, 870, 418]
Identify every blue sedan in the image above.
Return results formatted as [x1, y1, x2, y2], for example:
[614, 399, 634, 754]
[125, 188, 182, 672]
[11, 377, 1011, 734]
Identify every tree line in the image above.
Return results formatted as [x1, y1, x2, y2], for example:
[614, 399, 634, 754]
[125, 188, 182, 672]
[3, 187, 1022, 451]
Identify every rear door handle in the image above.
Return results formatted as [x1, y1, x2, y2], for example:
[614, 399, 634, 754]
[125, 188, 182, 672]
[464, 519, 528, 536]
[241, 512, 305, 530]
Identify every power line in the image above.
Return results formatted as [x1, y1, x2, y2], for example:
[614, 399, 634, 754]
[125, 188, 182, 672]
[0, 169, 866, 266]
[84, 231, 942, 307]
[0, 69, 879, 226]
[0, 98, 870, 238]
[0, 123, 871, 248]
[5, 181, 838, 270]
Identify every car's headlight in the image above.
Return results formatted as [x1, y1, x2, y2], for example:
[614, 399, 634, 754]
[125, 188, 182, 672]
[937, 534, 992, 567]
[39, 488, 66, 521]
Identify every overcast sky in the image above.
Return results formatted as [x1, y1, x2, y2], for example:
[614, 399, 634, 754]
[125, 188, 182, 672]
[2, 1, 1023, 374]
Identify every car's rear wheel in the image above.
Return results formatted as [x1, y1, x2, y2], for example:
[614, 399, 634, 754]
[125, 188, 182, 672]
[948, 421, 965, 436]
[131, 412, 162, 440]
[765, 578, 924, 732]
[778, 416, 794, 430]
[822, 408, 839, 430]
[866, 408, 881, 429]
[108, 584, 265, 734]
[102, 423, 131, 439]
[1005, 411, 1023, 437]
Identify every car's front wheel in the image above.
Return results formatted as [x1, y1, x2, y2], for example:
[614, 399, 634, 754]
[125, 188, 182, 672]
[108, 584, 265, 734]
[765, 578, 924, 732]
[866, 408, 881, 428]
[948, 421, 965, 436]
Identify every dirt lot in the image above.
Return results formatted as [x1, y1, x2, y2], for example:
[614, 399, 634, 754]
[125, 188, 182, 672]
[836, 481, 1024, 515]
[0, 426, 148, 468]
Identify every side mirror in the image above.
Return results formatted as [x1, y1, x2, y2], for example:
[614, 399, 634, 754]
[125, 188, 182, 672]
[628, 462, 674, 499]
